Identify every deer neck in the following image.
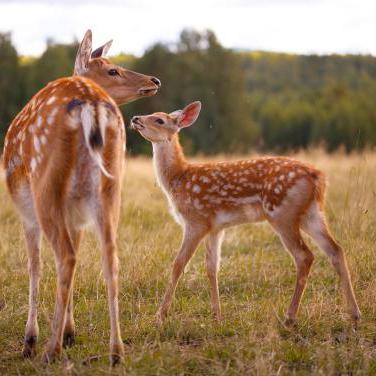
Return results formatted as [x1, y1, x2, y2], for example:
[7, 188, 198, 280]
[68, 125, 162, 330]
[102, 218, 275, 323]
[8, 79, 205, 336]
[152, 134, 187, 192]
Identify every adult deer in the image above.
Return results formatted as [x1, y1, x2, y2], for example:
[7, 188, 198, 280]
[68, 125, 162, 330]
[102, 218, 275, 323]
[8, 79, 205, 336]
[131, 101, 360, 326]
[3, 30, 160, 364]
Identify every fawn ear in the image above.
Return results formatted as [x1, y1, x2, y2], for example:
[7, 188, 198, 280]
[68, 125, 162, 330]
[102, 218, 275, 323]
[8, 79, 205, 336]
[177, 101, 201, 128]
[169, 110, 182, 120]
[91, 39, 113, 58]
[74, 29, 92, 75]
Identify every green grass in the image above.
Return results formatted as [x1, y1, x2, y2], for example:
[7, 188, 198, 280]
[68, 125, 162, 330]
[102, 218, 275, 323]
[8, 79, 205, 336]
[0, 151, 375, 375]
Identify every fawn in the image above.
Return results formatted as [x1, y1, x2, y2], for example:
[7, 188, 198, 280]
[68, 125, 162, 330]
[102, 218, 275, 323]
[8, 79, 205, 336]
[3, 30, 160, 364]
[131, 101, 361, 326]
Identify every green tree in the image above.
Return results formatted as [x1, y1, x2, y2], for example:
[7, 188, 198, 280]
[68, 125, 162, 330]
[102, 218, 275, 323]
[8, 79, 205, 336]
[0, 32, 22, 144]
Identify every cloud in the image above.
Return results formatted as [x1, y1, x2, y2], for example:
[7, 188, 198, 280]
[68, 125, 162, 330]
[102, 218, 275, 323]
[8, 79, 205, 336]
[0, 0, 375, 56]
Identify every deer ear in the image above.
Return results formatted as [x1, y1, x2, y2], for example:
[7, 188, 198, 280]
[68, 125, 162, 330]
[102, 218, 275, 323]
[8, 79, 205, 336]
[177, 101, 202, 128]
[74, 29, 92, 75]
[91, 39, 113, 58]
[169, 110, 182, 120]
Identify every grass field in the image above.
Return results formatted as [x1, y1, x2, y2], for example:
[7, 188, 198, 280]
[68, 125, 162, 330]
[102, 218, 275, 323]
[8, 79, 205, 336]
[0, 151, 375, 375]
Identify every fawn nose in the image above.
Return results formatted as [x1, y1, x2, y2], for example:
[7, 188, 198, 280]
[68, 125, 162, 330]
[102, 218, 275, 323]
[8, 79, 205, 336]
[150, 77, 161, 87]
[132, 116, 140, 124]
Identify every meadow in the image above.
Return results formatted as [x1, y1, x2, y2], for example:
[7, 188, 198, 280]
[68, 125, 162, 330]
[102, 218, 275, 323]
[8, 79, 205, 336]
[0, 151, 375, 375]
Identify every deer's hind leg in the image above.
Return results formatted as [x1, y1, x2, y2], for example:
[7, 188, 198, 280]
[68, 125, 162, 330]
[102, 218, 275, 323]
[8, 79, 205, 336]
[11, 183, 42, 358]
[63, 227, 82, 348]
[302, 203, 360, 323]
[273, 223, 315, 325]
[93, 180, 124, 366]
[38, 218, 77, 363]
[22, 222, 42, 358]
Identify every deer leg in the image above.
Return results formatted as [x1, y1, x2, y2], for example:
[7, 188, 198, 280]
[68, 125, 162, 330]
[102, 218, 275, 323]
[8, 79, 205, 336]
[205, 230, 224, 320]
[158, 225, 207, 323]
[302, 204, 361, 323]
[96, 216, 124, 366]
[63, 228, 82, 348]
[22, 223, 41, 358]
[43, 225, 76, 363]
[274, 225, 314, 325]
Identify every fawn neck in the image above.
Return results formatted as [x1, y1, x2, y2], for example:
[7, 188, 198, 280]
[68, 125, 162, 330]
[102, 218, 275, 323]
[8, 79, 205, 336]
[152, 134, 187, 190]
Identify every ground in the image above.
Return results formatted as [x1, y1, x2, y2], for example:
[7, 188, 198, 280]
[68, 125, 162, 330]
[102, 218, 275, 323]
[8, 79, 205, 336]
[0, 151, 375, 375]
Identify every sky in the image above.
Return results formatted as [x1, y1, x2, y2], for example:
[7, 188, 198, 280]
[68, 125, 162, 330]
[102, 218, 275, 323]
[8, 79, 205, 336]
[0, 0, 375, 57]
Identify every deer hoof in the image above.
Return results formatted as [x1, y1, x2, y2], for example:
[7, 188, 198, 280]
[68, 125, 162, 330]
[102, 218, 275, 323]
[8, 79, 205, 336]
[23, 335, 37, 358]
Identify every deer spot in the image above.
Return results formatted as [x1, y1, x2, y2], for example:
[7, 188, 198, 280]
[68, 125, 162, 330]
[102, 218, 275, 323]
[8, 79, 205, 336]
[192, 184, 201, 193]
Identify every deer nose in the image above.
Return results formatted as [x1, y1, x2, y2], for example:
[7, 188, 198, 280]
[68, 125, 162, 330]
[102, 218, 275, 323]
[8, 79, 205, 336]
[150, 77, 161, 87]
[132, 116, 140, 123]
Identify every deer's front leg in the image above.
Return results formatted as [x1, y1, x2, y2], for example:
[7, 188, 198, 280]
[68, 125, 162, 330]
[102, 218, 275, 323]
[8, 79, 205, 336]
[205, 230, 224, 320]
[23, 223, 41, 358]
[158, 225, 207, 323]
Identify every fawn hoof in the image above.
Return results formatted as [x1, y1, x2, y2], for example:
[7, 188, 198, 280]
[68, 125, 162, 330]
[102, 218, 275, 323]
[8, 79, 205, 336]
[110, 354, 122, 367]
[63, 332, 75, 348]
[156, 310, 167, 327]
[23, 335, 37, 358]
[284, 318, 297, 327]
[42, 345, 62, 364]
[110, 343, 124, 367]
[214, 312, 223, 322]
[351, 311, 361, 330]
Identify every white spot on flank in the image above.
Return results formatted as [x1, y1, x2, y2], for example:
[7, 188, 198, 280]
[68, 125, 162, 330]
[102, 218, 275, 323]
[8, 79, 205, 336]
[288, 171, 296, 179]
[192, 184, 201, 193]
[47, 107, 58, 125]
[40, 135, 47, 144]
[46, 96, 56, 105]
[208, 185, 219, 193]
[186, 181, 191, 189]
[33, 136, 41, 152]
[193, 198, 203, 209]
[30, 158, 37, 172]
[200, 176, 210, 183]
[36, 116, 43, 128]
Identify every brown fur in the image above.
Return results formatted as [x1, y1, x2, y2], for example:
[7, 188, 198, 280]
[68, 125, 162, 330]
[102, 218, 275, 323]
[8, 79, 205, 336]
[131, 103, 360, 326]
[3, 30, 160, 365]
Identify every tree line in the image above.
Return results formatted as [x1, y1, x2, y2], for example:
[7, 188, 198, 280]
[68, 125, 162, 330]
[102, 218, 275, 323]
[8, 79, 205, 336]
[1, 29, 375, 155]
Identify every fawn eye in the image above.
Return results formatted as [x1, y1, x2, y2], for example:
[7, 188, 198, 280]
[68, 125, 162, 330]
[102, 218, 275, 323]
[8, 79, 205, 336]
[108, 69, 119, 76]
[155, 118, 164, 125]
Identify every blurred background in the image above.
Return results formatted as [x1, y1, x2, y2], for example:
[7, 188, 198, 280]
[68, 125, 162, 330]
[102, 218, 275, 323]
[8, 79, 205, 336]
[1, 0, 376, 155]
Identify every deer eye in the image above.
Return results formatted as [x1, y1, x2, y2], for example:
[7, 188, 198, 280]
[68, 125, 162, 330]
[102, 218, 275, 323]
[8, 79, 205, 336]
[155, 118, 164, 125]
[108, 69, 119, 76]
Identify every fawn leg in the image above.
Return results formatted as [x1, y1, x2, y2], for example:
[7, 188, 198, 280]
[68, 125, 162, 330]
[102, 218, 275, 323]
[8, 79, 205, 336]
[274, 225, 314, 324]
[205, 230, 224, 320]
[303, 204, 361, 322]
[158, 225, 207, 323]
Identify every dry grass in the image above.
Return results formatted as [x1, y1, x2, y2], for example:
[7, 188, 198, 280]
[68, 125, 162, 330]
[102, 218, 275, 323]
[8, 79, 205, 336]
[0, 151, 375, 375]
